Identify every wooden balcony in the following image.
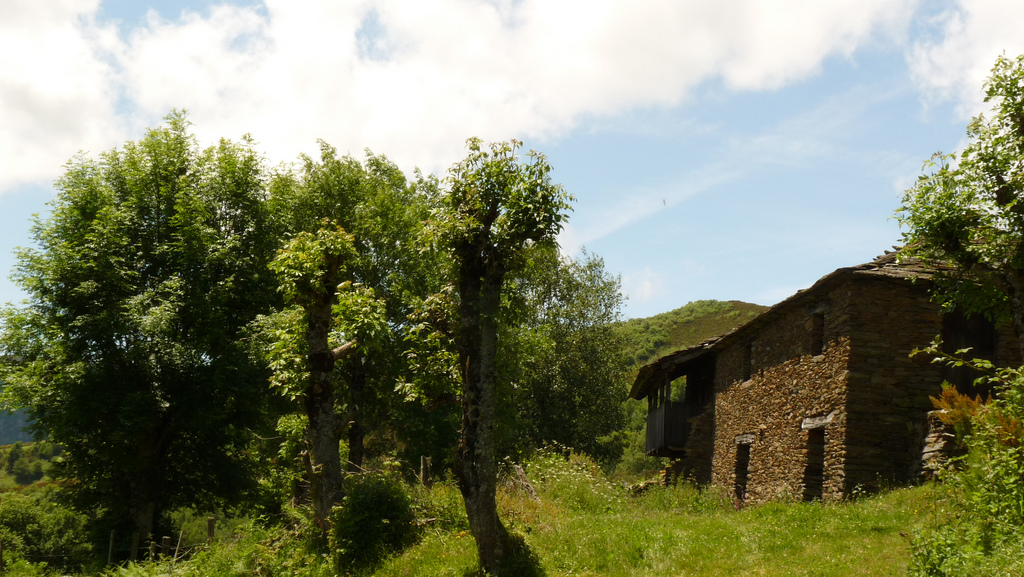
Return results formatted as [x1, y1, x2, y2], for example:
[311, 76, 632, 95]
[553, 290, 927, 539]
[645, 401, 691, 457]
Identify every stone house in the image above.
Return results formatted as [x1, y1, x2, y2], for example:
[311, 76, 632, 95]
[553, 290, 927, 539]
[629, 251, 1019, 503]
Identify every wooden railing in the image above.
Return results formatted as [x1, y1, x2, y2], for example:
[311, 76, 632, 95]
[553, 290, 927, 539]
[646, 402, 692, 455]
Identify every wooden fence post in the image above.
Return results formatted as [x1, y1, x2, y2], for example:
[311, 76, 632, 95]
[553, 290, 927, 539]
[207, 517, 216, 545]
[130, 532, 140, 562]
[107, 529, 115, 565]
[420, 456, 432, 487]
[148, 541, 157, 560]
[161, 536, 171, 558]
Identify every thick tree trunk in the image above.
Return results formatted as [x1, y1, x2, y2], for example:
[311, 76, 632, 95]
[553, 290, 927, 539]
[303, 258, 344, 529]
[455, 255, 514, 574]
[129, 416, 173, 539]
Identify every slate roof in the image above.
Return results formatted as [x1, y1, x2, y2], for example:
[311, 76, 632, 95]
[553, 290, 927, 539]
[629, 249, 938, 400]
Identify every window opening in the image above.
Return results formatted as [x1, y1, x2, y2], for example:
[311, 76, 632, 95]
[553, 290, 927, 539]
[670, 376, 687, 402]
[802, 428, 825, 502]
[742, 342, 753, 380]
[942, 310, 998, 398]
[810, 312, 825, 356]
[734, 443, 751, 501]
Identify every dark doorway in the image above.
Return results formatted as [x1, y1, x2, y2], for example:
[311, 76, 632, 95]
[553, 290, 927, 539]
[734, 443, 751, 501]
[802, 428, 825, 501]
[942, 310, 998, 398]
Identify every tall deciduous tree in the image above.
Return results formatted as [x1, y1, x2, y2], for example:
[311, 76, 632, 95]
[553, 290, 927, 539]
[0, 112, 277, 537]
[263, 224, 386, 528]
[499, 245, 628, 462]
[268, 144, 436, 473]
[897, 54, 1024, 358]
[434, 138, 571, 574]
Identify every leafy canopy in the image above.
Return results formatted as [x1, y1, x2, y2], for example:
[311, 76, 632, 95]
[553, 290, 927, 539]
[897, 54, 1024, 327]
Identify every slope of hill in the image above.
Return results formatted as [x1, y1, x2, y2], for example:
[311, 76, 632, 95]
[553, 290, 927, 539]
[0, 411, 33, 445]
[617, 299, 767, 368]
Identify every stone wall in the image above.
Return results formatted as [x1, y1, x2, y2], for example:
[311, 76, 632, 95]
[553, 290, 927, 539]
[710, 284, 853, 504]
[707, 272, 1020, 502]
[844, 275, 944, 490]
[844, 275, 1020, 489]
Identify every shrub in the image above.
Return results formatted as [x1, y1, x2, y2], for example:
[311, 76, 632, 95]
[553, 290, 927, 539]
[11, 458, 44, 485]
[0, 491, 92, 572]
[910, 359, 1024, 576]
[524, 444, 623, 514]
[411, 479, 468, 533]
[330, 471, 416, 569]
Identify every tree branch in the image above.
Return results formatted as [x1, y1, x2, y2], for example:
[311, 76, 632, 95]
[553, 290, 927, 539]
[332, 339, 358, 360]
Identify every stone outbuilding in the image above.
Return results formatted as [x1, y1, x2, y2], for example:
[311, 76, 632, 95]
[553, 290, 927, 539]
[629, 251, 1019, 503]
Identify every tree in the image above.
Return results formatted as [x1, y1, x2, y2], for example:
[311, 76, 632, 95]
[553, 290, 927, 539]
[498, 245, 628, 462]
[897, 54, 1024, 358]
[897, 54, 1024, 574]
[0, 112, 277, 538]
[434, 138, 571, 574]
[254, 144, 432, 528]
[262, 224, 386, 529]
[268, 144, 437, 473]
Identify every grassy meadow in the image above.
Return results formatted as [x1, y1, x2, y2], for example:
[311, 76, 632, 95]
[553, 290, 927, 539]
[88, 450, 956, 577]
[370, 463, 943, 577]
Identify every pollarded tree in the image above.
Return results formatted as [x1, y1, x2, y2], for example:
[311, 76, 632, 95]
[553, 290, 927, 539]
[897, 54, 1024, 358]
[261, 224, 387, 528]
[433, 138, 572, 575]
[0, 112, 278, 538]
[268, 144, 438, 472]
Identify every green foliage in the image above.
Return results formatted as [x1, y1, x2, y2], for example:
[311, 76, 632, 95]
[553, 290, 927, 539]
[0, 111, 279, 535]
[6, 442, 24, 475]
[609, 400, 666, 479]
[908, 349, 1024, 576]
[499, 246, 630, 464]
[436, 138, 572, 259]
[263, 143, 441, 483]
[896, 54, 1024, 576]
[0, 442, 60, 489]
[271, 225, 358, 306]
[0, 491, 93, 572]
[616, 300, 765, 368]
[254, 225, 388, 400]
[330, 471, 417, 569]
[896, 54, 1024, 325]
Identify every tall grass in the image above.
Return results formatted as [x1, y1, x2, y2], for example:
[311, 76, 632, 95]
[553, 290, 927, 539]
[373, 448, 939, 577]
[22, 448, 953, 576]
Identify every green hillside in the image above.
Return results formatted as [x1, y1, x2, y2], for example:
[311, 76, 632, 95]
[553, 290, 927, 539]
[617, 299, 768, 368]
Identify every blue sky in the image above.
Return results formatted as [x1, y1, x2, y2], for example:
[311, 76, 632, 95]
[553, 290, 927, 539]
[2, 0, 1022, 318]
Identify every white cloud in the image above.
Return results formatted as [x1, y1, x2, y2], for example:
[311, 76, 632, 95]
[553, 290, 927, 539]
[0, 0, 124, 188]
[0, 0, 925, 193]
[621, 266, 667, 304]
[908, 0, 1024, 118]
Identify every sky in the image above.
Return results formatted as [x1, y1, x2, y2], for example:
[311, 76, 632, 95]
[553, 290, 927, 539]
[2, 0, 1024, 319]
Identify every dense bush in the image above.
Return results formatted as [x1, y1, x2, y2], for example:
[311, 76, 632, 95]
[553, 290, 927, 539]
[909, 363, 1024, 576]
[330, 471, 417, 569]
[0, 491, 92, 572]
